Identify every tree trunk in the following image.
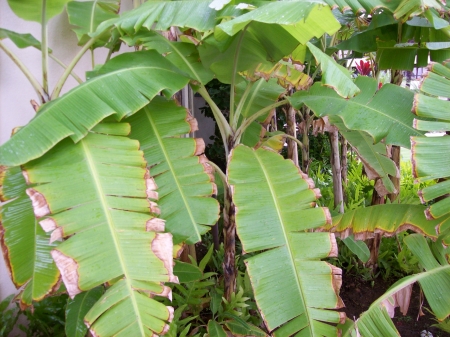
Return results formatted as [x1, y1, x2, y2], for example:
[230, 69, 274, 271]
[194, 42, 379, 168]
[300, 110, 311, 174]
[329, 130, 344, 213]
[388, 70, 403, 203]
[223, 187, 236, 300]
[287, 106, 298, 166]
[366, 179, 385, 270]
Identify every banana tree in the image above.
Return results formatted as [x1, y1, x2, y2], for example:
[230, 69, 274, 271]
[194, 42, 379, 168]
[1, 0, 450, 336]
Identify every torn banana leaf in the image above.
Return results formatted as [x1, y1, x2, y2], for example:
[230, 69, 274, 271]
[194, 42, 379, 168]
[290, 76, 422, 149]
[326, 204, 441, 240]
[0, 50, 189, 167]
[412, 61, 450, 223]
[126, 97, 220, 245]
[228, 145, 344, 336]
[23, 122, 176, 336]
[0, 166, 60, 308]
[332, 117, 398, 196]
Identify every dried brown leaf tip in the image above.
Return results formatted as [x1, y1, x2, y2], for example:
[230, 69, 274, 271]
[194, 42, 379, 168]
[186, 113, 199, 133]
[412, 95, 420, 115]
[328, 233, 338, 258]
[330, 264, 344, 309]
[146, 217, 166, 232]
[26, 188, 50, 218]
[51, 250, 81, 298]
[39, 218, 64, 243]
[194, 138, 205, 156]
[151, 233, 178, 284]
[149, 201, 161, 215]
[146, 174, 159, 200]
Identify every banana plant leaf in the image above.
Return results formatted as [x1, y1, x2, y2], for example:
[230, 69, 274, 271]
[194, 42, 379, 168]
[66, 0, 119, 46]
[307, 42, 360, 98]
[215, 1, 340, 42]
[122, 31, 214, 85]
[126, 97, 220, 245]
[335, 15, 450, 70]
[289, 76, 422, 148]
[97, 0, 235, 35]
[235, 78, 285, 147]
[0, 166, 60, 308]
[199, 26, 300, 84]
[331, 117, 398, 196]
[323, 0, 400, 14]
[412, 61, 450, 221]
[0, 28, 42, 49]
[65, 287, 104, 337]
[228, 145, 344, 336]
[22, 122, 176, 336]
[344, 234, 450, 336]
[326, 204, 442, 240]
[7, 0, 71, 23]
[244, 60, 312, 91]
[0, 50, 189, 167]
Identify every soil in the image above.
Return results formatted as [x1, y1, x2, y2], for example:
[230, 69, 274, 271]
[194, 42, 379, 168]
[340, 272, 450, 337]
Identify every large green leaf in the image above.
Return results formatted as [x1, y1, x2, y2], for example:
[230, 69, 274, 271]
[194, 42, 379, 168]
[323, 0, 400, 15]
[215, 1, 340, 42]
[344, 234, 450, 336]
[7, 0, 71, 22]
[307, 42, 360, 98]
[332, 117, 398, 195]
[23, 123, 176, 336]
[0, 28, 42, 49]
[65, 287, 104, 337]
[66, 0, 119, 46]
[326, 204, 442, 240]
[199, 1, 340, 85]
[290, 76, 422, 148]
[334, 10, 450, 70]
[98, 0, 227, 35]
[199, 26, 300, 84]
[235, 78, 285, 147]
[0, 51, 189, 167]
[123, 31, 214, 85]
[126, 97, 220, 244]
[228, 145, 344, 336]
[0, 166, 60, 307]
[412, 61, 450, 221]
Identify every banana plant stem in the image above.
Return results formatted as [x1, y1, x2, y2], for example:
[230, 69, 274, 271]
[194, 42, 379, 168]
[41, 0, 49, 97]
[234, 99, 288, 144]
[232, 80, 254, 130]
[0, 40, 47, 104]
[197, 84, 232, 156]
[51, 37, 99, 99]
[229, 25, 248, 128]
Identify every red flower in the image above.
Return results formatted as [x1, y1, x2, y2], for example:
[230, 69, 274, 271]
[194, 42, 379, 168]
[356, 60, 371, 76]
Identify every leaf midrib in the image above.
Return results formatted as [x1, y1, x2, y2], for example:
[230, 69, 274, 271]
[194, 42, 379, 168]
[143, 107, 201, 243]
[81, 139, 145, 336]
[253, 149, 313, 334]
